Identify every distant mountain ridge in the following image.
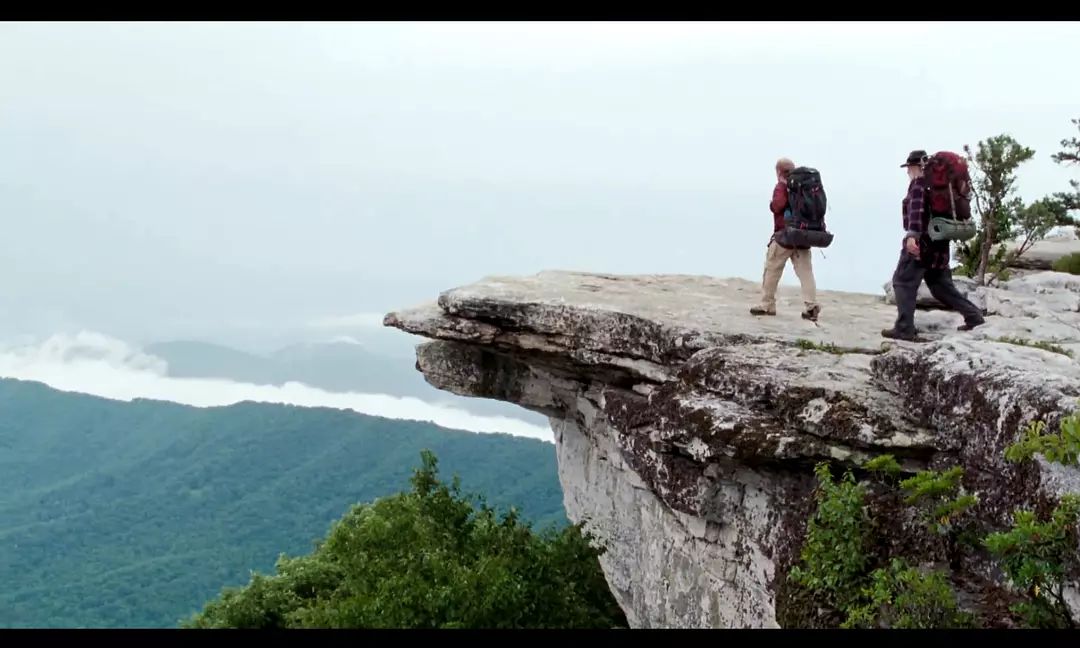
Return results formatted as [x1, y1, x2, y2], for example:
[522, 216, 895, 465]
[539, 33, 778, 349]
[144, 339, 548, 424]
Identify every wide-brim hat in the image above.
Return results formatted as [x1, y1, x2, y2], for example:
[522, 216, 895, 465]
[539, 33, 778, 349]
[901, 149, 929, 167]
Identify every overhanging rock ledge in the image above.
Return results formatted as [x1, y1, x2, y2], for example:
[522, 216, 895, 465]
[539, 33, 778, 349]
[384, 270, 1080, 628]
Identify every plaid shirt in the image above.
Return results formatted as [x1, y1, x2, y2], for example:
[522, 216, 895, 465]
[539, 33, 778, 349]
[902, 177, 951, 270]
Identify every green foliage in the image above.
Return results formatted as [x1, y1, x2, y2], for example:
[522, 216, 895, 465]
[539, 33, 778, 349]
[900, 467, 978, 535]
[185, 451, 626, 629]
[1017, 196, 1072, 243]
[955, 135, 1077, 284]
[0, 379, 568, 628]
[793, 339, 879, 356]
[1005, 413, 1080, 466]
[1052, 252, 1080, 276]
[842, 559, 975, 629]
[793, 406, 1080, 630]
[956, 123, 1080, 281]
[787, 463, 972, 629]
[996, 336, 1074, 358]
[795, 339, 844, 354]
[1051, 117, 1080, 215]
[788, 463, 870, 612]
[957, 239, 1009, 282]
[980, 196, 1075, 284]
[900, 466, 964, 503]
[964, 137, 1034, 237]
[863, 454, 902, 478]
[960, 136, 1036, 283]
[996, 410, 1080, 628]
[983, 495, 1080, 628]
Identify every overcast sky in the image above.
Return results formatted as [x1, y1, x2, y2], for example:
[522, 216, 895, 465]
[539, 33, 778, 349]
[2, 21, 1078, 348]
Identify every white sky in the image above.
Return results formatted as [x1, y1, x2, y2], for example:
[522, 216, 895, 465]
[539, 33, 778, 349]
[2, 21, 1078, 345]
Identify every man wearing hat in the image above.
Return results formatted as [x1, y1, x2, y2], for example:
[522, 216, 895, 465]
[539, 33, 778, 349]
[881, 149, 985, 341]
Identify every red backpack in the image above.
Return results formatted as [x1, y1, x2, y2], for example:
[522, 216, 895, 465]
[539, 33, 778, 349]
[923, 151, 972, 220]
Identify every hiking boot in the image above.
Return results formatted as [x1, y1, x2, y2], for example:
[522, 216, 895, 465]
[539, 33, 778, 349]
[801, 305, 821, 322]
[881, 328, 926, 342]
[957, 319, 986, 332]
[750, 307, 776, 316]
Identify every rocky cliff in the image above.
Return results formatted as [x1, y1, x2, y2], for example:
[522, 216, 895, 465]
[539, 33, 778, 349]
[384, 270, 1080, 628]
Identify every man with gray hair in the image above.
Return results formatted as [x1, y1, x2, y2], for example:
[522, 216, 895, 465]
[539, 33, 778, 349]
[750, 157, 821, 321]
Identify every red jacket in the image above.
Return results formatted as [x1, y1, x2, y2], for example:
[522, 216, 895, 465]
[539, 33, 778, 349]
[769, 180, 788, 233]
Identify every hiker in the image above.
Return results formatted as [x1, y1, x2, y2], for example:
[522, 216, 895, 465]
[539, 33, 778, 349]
[881, 150, 985, 341]
[751, 157, 822, 322]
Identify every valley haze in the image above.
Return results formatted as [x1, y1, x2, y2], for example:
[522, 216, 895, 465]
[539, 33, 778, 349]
[0, 332, 552, 441]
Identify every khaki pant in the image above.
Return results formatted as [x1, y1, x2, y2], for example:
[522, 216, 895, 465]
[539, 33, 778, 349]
[757, 240, 818, 313]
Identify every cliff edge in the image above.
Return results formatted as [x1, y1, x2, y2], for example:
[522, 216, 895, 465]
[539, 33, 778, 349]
[384, 270, 1080, 628]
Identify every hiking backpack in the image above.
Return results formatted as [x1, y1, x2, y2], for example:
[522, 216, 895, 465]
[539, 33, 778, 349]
[777, 166, 834, 249]
[923, 151, 977, 242]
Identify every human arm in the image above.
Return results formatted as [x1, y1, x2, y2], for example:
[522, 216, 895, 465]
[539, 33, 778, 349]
[769, 181, 787, 215]
[903, 182, 925, 256]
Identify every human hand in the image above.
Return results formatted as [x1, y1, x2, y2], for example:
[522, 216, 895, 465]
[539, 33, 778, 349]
[905, 237, 920, 258]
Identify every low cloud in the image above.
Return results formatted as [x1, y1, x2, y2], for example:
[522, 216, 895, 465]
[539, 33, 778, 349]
[0, 332, 552, 442]
[306, 312, 388, 330]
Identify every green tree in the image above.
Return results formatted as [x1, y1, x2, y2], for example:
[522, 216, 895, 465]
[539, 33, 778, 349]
[960, 136, 1035, 284]
[0, 380, 570, 629]
[998, 196, 1073, 283]
[1052, 117, 1080, 216]
[184, 450, 626, 629]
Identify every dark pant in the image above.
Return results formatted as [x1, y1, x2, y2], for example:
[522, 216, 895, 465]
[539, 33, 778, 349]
[891, 252, 984, 335]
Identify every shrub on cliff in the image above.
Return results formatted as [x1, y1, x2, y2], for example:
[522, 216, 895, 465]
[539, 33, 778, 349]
[1052, 252, 1080, 275]
[843, 558, 974, 629]
[993, 412, 1080, 628]
[787, 406, 1080, 630]
[788, 463, 871, 613]
[787, 462, 972, 629]
[184, 451, 626, 629]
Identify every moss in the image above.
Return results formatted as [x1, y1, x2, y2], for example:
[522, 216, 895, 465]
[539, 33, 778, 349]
[996, 336, 1074, 358]
[794, 339, 884, 356]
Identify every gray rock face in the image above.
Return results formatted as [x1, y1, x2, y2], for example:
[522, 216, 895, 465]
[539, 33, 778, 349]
[385, 270, 1080, 628]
